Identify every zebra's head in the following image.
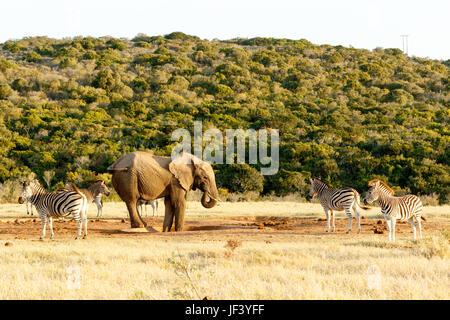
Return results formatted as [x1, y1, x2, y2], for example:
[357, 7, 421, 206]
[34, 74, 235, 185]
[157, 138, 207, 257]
[363, 184, 378, 205]
[89, 180, 111, 197]
[18, 179, 41, 204]
[364, 180, 382, 204]
[364, 179, 395, 205]
[308, 177, 321, 200]
[97, 180, 111, 197]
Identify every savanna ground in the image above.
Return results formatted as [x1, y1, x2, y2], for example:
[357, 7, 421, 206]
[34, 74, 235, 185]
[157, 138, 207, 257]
[0, 201, 449, 299]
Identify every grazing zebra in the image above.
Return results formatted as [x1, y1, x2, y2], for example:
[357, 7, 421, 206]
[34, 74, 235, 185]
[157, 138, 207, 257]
[63, 180, 110, 218]
[363, 179, 425, 241]
[137, 199, 159, 217]
[18, 179, 88, 240]
[309, 177, 369, 233]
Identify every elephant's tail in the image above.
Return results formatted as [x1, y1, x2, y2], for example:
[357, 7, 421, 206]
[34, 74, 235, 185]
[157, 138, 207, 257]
[107, 164, 129, 172]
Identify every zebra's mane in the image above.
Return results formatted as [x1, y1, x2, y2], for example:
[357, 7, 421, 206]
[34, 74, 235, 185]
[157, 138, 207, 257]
[368, 179, 395, 195]
[312, 177, 329, 186]
[88, 180, 104, 186]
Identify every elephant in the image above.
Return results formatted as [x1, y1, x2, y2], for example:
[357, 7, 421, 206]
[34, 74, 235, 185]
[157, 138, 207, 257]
[107, 151, 220, 231]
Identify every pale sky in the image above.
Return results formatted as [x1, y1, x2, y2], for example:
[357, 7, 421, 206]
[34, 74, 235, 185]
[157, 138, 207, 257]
[1, 0, 448, 60]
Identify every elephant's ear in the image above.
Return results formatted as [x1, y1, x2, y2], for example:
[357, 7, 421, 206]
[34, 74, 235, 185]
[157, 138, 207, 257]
[169, 153, 198, 191]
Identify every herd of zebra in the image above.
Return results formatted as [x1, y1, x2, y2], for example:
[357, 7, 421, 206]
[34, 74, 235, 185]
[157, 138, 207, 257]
[18, 179, 159, 240]
[17, 177, 424, 242]
[309, 178, 424, 241]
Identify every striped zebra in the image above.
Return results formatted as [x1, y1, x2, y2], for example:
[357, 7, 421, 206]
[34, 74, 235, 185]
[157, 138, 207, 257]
[25, 197, 34, 216]
[137, 199, 160, 217]
[63, 180, 111, 218]
[363, 179, 425, 241]
[309, 177, 369, 233]
[18, 179, 88, 240]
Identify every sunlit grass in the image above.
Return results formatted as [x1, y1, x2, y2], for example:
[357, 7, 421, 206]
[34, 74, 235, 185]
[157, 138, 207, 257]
[0, 202, 448, 299]
[0, 236, 448, 299]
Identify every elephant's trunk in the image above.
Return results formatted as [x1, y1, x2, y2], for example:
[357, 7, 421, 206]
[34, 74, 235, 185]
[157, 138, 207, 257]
[201, 192, 217, 208]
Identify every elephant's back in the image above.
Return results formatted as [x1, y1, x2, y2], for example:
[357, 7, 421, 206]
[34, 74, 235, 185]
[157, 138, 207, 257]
[108, 151, 171, 171]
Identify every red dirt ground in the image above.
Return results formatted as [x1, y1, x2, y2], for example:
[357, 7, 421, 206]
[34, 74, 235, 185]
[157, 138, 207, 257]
[0, 216, 446, 241]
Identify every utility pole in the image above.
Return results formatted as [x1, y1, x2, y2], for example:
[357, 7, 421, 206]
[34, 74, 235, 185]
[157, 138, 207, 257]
[401, 35, 409, 55]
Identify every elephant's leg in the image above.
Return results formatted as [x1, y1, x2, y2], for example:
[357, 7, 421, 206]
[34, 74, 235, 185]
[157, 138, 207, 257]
[163, 197, 174, 232]
[126, 200, 146, 228]
[172, 191, 187, 231]
[112, 170, 145, 228]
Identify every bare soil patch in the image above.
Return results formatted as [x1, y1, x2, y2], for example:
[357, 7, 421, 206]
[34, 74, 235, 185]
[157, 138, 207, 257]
[0, 215, 446, 242]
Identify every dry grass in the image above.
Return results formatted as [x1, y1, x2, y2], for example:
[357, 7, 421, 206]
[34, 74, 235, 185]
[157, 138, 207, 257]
[0, 201, 448, 300]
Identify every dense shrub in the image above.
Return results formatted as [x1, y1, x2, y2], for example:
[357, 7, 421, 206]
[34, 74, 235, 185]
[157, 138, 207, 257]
[0, 35, 447, 203]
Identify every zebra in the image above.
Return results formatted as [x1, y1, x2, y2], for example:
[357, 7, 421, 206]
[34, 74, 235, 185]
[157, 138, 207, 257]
[25, 197, 34, 216]
[309, 177, 369, 233]
[363, 179, 425, 241]
[18, 179, 88, 240]
[137, 199, 160, 217]
[62, 180, 110, 218]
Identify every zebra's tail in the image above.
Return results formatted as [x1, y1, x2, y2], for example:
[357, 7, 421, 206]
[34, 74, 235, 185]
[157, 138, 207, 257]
[420, 216, 426, 221]
[71, 183, 88, 213]
[352, 188, 371, 210]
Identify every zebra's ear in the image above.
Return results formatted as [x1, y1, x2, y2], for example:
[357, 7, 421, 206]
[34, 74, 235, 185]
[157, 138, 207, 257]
[309, 178, 313, 183]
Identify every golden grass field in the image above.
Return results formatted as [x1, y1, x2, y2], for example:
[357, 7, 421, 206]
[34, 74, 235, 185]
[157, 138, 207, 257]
[0, 201, 449, 300]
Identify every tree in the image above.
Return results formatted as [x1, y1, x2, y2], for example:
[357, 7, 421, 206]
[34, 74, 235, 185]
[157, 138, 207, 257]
[215, 164, 264, 194]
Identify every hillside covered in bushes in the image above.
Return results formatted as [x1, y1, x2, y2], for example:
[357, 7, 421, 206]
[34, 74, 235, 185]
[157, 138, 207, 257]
[0, 33, 448, 202]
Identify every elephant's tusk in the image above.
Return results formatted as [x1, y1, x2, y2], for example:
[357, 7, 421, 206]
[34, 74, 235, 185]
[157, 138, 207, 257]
[208, 194, 222, 202]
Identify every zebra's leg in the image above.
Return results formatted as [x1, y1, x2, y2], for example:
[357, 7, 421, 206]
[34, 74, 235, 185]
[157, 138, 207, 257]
[330, 209, 335, 232]
[48, 216, 54, 239]
[345, 208, 353, 234]
[40, 215, 47, 240]
[391, 217, 396, 241]
[83, 200, 88, 239]
[96, 200, 102, 218]
[408, 217, 416, 240]
[75, 218, 82, 239]
[152, 201, 156, 217]
[324, 208, 330, 232]
[74, 211, 83, 240]
[354, 206, 361, 234]
[82, 214, 88, 239]
[384, 215, 391, 241]
[416, 216, 422, 239]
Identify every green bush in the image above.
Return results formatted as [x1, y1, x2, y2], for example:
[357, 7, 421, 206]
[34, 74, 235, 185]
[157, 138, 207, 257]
[0, 83, 13, 99]
[215, 164, 264, 193]
[24, 51, 43, 62]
